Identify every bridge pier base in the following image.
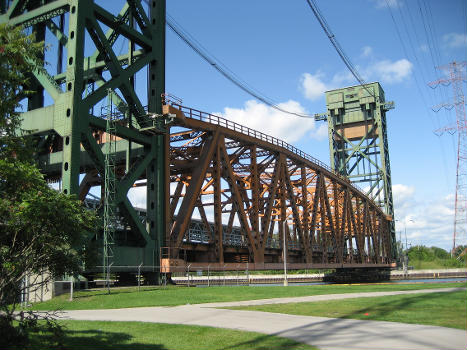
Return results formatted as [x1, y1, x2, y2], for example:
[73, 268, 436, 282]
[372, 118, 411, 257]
[324, 268, 391, 283]
[142, 272, 160, 286]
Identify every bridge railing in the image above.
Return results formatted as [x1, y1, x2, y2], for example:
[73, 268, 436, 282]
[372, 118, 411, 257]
[170, 103, 377, 206]
[172, 103, 335, 174]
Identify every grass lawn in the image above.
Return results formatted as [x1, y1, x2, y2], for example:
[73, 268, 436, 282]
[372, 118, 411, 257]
[230, 290, 467, 330]
[32, 281, 466, 310]
[409, 259, 465, 269]
[23, 320, 317, 350]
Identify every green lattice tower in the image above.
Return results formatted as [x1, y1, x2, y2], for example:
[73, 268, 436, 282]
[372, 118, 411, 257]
[103, 90, 117, 277]
[1, 0, 169, 282]
[318, 82, 396, 257]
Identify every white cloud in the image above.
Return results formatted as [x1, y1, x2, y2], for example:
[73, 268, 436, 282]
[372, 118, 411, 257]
[300, 72, 329, 101]
[330, 71, 355, 86]
[314, 122, 329, 140]
[367, 59, 413, 84]
[371, 0, 401, 9]
[300, 55, 413, 102]
[392, 184, 459, 250]
[443, 33, 467, 49]
[128, 186, 147, 209]
[220, 99, 325, 143]
[300, 71, 356, 101]
[419, 44, 429, 53]
[393, 184, 415, 209]
[361, 46, 373, 58]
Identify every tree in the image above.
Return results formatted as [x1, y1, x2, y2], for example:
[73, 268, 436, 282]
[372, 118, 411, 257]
[0, 24, 96, 348]
[0, 23, 43, 160]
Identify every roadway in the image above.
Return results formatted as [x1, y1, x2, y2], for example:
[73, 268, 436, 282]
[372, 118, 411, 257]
[63, 287, 466, 350]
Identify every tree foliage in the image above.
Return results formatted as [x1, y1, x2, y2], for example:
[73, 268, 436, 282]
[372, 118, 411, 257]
[0, 24, 96, 348]
[407, 245, 466, 268]
[0, 23, 44, 160]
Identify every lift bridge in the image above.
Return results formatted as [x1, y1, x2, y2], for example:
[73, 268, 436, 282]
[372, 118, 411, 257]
[1, 0, 396, 280]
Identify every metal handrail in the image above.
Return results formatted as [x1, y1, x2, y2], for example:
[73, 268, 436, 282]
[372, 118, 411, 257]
[172, 103, 334, 173]
[170, 103, 382, 211]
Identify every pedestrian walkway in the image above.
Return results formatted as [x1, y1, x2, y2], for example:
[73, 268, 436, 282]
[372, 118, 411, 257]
[63, 287, 467, 350]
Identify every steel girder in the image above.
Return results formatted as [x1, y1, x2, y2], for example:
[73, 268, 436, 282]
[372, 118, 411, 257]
[165, 104, 394, 270]
[1, 0, 168, 272]
[2, 1, 394, 271]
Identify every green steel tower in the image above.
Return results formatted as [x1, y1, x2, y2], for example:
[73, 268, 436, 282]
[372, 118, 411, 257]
[1, 0, 169, 282]
[317, 82, 396, 256]
[103, 90, 117, 279]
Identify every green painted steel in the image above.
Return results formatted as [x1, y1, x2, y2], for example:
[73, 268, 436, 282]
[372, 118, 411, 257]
[1, 0, 168, 281]
[103, 91, 117, 276]
[320, 82, 396, 257]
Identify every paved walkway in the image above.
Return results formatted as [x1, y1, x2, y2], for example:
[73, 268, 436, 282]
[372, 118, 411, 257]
[63, 287, 467, 350]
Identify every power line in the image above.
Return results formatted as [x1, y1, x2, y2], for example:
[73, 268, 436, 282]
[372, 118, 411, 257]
[142, 0, 315, 119]
[402, 0, 431, 86]
[418, 0, 440, 78]
[166, 16, 314, 119]
[384, 0, 432, 113]
[304, 0, 376, 99]
[384, 0, 454, 189]
[420, 0, 454, 129]
[396, 0, 442, 128]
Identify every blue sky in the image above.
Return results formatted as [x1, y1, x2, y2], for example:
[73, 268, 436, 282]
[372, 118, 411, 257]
[158, 0, 466, 251]
[82, 0, 466, 251]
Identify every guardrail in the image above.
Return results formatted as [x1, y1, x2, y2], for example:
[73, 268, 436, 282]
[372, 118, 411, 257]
[169, 103, 383, 212]
[172, 104, 335, 174]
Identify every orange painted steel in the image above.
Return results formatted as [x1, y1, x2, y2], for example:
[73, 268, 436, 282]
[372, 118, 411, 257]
[164, 103, 394, 270]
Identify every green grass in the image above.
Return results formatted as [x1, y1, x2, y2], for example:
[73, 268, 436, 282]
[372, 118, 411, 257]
[32, 281, 466, 310]
[230, 290, 467, 330]
[409, 258, 466, 269]
[23, 320, 317, 350]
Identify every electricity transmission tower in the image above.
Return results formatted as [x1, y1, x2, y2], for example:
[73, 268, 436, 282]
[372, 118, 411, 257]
[429, 61, 467, 256]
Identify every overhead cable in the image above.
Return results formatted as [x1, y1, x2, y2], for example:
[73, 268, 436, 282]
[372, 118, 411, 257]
[141, 0, 314, 119]
[304, 0, 375, 99]
[165, 15, 315, 119]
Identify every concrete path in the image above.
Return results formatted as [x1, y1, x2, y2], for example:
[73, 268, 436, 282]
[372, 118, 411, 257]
[63, 288, 467, 350]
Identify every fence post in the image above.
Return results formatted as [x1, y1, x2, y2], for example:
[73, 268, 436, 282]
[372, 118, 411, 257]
[69, 275, 73, 301]
[223, 264, 226, 286]
[207, 264, 210, 287]
[138, 262, 143, 292]
[187, 264, 191, 287]
[107, 262, 113, 294]
[283, 221, 288, 287]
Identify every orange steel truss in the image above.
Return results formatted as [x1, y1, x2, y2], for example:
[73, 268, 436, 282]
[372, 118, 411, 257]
[43, 101, 394, 271]
[163, 103, 394, 270]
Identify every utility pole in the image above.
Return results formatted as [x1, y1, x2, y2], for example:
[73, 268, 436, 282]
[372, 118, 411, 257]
[283, 220, 288, 286]
[429, 61, 467, 256]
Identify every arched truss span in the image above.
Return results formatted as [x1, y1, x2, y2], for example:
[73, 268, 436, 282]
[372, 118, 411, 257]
[166, 104, 394, 270]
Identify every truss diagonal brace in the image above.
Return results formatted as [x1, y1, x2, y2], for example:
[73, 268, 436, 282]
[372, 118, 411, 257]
[170, 131, 220, 253]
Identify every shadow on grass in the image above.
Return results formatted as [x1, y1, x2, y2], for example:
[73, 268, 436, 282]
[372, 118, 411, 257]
[334, 290, 466, 324]
[26, 322, 314, 350]
[30, 328, 167, 350]
[214, 293, 453, 350]
[217, 332, 314, 350]
[261, 290, 465, 349]
[69, 287, 167, 300]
